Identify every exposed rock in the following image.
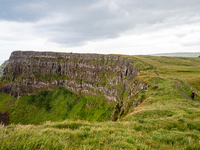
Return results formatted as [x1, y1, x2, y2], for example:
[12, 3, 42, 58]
[111, 101, 123, 121]
[1, 51, 147, 99]
[0, 60, 9, 77]
[0, 51, 148, 120]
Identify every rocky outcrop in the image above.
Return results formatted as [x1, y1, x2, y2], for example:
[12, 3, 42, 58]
[0, 60, 9, 77]
[1, 51, 147, 104]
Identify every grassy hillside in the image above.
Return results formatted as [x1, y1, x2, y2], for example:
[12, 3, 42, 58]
[0, 93, 13, 113]
[1, 55, 200, 149]
[0, 87, 116, 125]
[134, 55, 200, 101]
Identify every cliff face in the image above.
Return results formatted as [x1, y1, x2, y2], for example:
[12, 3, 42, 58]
[0, 60, 9, 77]
[1, 51, 147, 104]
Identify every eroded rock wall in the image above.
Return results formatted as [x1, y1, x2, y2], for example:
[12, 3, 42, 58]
[1, 51, 147, 102]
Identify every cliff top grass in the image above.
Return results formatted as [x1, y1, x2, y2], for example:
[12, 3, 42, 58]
[1, 55, 200, 149]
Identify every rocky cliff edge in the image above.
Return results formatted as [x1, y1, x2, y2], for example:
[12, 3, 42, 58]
[0, 51, 148, 120]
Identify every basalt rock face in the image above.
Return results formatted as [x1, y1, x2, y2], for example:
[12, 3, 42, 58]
[0, 60, 9, 77]
[1, 51, 147, 103]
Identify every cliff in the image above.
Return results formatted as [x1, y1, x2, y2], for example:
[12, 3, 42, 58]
[0, 51, 147, 120]
[0, 60, 9, 77]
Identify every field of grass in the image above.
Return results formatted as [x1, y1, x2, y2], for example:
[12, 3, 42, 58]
[0, 55, 200, 149]
[134, 55, 200, 101]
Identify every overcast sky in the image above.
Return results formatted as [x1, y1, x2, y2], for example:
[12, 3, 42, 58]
[0, 0, 200, 62]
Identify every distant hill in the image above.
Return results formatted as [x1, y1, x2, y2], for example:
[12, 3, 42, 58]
[152, 52, 200, 57]
[0, 60, 9, 77]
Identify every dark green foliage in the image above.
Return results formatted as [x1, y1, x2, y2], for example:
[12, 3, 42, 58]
[186, 145, 200, 150]
[0, 93, 13, 113]
[27, 90, 52, 111]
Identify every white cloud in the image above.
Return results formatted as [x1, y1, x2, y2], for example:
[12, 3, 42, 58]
[0, 0, 200, 61]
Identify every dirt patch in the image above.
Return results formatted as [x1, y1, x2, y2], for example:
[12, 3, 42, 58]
[0, 112, 10, 126]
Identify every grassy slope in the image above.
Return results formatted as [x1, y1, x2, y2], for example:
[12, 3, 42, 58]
[1, 55, 200, 149]
[0, 93, 13, 113]
[134, 55, 200, 101]
[8, 87, 115, 125]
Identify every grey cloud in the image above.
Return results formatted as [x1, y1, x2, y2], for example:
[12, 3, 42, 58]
[0, 0, 47, 22]
[1, 0, 200, 46]
[0, 0, 97, 22]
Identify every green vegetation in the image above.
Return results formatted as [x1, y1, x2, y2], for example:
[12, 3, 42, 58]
[1, 55, 200, 149]
[0, 93, 13, 113]
[134, 55, 200, 101]
[0, 79, 11, 87]
[1, 77, 200, 149]
[33, 72, 70, 81]
[8, 87, 115, 125]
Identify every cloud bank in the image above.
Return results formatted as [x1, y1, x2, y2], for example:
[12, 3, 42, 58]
[0, 0, 200, 60]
